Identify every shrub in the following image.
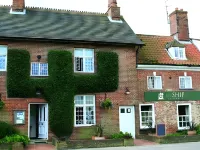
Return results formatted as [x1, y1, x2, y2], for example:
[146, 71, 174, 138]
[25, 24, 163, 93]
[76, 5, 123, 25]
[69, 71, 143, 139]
[100, 98, 112, 109]
[0, 134, 29, 146]
[195, 124, 200, 134]
[166, 130, 187, 137]
[0, 121, 19, 139]
[111, 132, 132, 139]
[0, 100, 5, 110]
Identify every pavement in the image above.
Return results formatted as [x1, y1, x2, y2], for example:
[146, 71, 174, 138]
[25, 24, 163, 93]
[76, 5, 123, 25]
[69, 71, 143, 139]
[78, 142, 200, 150]
[25, 144, 55, 150]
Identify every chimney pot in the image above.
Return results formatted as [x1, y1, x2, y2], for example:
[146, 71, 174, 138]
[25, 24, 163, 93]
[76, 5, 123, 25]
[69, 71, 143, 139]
[175, 7, 178, 10]
[12, 0, 25, 11]
[107, 0, 121, 21]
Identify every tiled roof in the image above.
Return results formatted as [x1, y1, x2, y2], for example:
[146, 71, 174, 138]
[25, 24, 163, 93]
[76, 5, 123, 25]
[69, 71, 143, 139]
[0, 6, 143, 45]
[137, 34, 200, 65]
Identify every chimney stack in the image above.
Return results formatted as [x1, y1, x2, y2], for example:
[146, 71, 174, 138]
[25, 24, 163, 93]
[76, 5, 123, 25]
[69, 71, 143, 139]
[169, 8, 190, 41]
[12, 0, 25, 12]
[107, 0, 121, 20]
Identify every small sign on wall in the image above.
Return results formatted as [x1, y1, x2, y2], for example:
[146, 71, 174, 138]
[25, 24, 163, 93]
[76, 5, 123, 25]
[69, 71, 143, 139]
[14, 110, 25, 125]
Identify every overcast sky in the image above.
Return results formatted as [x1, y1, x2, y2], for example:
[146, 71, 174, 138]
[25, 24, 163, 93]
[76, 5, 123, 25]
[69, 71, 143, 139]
[0, 0, 199, 39]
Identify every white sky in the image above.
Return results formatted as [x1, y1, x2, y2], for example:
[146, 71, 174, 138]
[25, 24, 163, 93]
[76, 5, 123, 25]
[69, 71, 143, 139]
[0, 0, 199, 39]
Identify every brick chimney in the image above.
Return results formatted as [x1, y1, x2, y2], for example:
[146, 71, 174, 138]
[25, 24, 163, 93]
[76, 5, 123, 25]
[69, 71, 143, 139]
[12, 0, 25, 12]
[107, 0, 121, 20]
[169, 8, 190, 41]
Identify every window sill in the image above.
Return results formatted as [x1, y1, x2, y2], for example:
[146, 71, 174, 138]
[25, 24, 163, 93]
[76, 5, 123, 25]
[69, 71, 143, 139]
[179, 88, 193, 90]
[148, 88, 163, 91]
[74, 71, 95, 74]
[74, 124, 95, 127]
[30, 75, 49, 77]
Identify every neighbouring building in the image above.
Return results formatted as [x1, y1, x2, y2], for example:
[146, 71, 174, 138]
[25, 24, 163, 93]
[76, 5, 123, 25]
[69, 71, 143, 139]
[0, 0, 143, 140]
[137, 8, 200, 135]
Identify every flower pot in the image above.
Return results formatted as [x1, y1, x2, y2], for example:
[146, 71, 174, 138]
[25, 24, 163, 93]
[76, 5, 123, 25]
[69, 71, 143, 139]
[188, 130, 196, 136]
[92, 136, 105, 140]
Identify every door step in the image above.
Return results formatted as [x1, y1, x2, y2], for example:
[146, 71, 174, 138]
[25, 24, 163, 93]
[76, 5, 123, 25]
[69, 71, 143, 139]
[30, 139, 48, 144]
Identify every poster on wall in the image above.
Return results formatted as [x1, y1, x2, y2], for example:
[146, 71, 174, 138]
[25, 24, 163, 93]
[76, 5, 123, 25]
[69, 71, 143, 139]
[14, 110, 25, 125]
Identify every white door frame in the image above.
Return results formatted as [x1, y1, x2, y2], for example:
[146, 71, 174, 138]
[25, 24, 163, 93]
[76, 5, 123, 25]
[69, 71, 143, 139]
[28, 103, 48, 140]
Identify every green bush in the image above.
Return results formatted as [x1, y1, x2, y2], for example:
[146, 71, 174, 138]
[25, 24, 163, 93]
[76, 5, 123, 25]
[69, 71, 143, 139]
[195, 124, 200, 134]
[111, 132, 132, 139]
[7, 49, 119, 137]
[166, 130, 187, 137]
[0, 134, 29, 146]
[0, 121, 19, 139]
[0, 100, 5, 110]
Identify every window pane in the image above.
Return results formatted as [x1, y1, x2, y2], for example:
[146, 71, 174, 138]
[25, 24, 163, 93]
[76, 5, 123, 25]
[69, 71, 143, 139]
[31, 63, 39, 75]
[75, 57, 83, 71]
[85, 50, 93, 57]
[86, 106, 94, 124]
[76, 107, 84, 125]
[121, 108, 125, 113]
[0, 56, 6, 70]
[85, 96, 94, 104]
[141, 105, 152, 111]
[75, 96, 84, 105]
[180, 77, 185, 89]
[74, 50, 83, 57]
[174, 47, 179, 57]
[85, 58, 94, 72]
[40, 63, 48, 76]
[179, 48, 184, 58]
[185, 77, 192, 88]
[148, 77, 154, 89]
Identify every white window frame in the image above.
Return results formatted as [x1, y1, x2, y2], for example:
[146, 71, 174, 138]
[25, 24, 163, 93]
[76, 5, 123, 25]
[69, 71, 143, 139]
[168, 47, 187, 60]
[30, 62, 48, 76]
[74, 48, 94, 73]
[0, 45, 7, 71]
[179, 76, 192, 89]
[139, 104, 155, 129]
[74, 95, 96, 127]
[147, 76, 162, 90]
[177, 103, 192, 130]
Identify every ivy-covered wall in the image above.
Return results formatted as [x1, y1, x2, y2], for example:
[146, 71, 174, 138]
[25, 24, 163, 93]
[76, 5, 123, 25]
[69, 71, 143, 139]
[7, 49, 119, 137]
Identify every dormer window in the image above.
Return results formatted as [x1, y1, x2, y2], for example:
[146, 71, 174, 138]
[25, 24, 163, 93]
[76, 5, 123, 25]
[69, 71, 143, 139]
[166, 40, 186, 60]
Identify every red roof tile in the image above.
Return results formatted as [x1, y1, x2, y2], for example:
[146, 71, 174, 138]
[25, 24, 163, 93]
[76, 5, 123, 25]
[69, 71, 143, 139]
[137, 34, 200, 65]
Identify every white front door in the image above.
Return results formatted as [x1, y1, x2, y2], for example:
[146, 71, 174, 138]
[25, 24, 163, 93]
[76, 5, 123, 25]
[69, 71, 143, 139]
[38, 104, 48, 139]
[119, 106, 135, 138]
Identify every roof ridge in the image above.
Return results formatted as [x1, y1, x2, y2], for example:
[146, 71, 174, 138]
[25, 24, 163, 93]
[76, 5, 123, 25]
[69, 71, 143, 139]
[25, 6, 106, 15]
[136, 34, 172, 37]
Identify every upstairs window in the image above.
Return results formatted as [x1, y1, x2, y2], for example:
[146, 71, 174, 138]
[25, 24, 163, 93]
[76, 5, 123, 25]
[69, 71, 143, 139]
[179, 76, 192, 89]
[0, 46, 7, 71]
[147, 76, 162, 90]
[74, 49, 94, 73]
[31, 62, 48, 76]
[168, 47, 186, 60]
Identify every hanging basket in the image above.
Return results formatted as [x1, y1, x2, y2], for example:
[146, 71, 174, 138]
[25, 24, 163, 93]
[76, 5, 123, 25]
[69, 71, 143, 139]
[100, 98, 113, 109]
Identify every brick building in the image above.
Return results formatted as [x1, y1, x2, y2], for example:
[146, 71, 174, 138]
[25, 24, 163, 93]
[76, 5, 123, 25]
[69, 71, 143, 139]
[0, 0, 143, 140]
[137, 8, 200, 134]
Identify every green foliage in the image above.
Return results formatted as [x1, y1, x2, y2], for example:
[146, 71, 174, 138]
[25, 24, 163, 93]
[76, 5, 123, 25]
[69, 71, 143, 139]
[94, 124, 104, 137]
[189, 122, 197, 131]
[100, 98, 112, 109]
[195, 124, 200, 134]
[0, 100, 5, 110]
[111, 132, 132, 139]
[0, 121, 19, 139]
[7, 49, 119, 137]
[0, 134, 29, 146]
[166, 130, 187, 137]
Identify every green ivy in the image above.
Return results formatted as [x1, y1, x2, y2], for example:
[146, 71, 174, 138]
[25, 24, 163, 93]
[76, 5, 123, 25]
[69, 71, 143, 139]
[7, 49, 119, 137]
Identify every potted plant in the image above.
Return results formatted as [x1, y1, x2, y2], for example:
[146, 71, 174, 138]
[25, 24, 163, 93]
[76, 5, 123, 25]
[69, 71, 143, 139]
[100, 98, 112, 109]
[123, 132, 134, 146]
[92, 124, 105, 140]
[188, 121, 197, 136]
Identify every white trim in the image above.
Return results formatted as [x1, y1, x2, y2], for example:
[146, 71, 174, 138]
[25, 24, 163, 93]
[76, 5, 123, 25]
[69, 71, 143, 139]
[139, 104, 155, 129]
[30, 62, 48, 76]
[147, 76, 162, 90]
[177, 103, 192, 130]
[74, 95, 96, 127]
[74, 48, 94, 73]
[179, 76, 192, 89]
[28, 103, 48, 140]
[0, 45, 7, 71]
[107, 16, 123, 23]
[10, 8, 26, 15]
[137, 65, 200, 71]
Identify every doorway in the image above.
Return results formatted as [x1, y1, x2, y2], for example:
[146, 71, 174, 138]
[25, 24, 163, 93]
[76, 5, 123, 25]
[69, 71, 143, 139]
[29, 104, 48, 139]
[119, 106, 135, 138]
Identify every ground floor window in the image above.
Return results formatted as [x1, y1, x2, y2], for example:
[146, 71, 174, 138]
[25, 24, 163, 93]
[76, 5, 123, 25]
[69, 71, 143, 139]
[177, 104, 191, 130]
[74, 95, 95, 126]
[139, 104, 155, 129]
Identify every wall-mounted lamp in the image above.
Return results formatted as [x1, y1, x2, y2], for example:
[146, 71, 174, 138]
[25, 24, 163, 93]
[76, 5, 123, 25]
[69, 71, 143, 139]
[125, 87, 130, 95]
[36, 88, 41, 96]
[37, 55, 41, 62]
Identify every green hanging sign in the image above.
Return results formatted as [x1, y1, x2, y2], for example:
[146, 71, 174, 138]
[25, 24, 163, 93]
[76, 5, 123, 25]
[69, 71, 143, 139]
[144, 91, 200, 101]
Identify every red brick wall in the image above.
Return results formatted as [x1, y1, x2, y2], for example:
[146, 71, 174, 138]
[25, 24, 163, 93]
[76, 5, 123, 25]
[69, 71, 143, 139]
[0, 40, 139, 139]
[138, 69, 200, 134]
